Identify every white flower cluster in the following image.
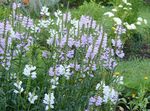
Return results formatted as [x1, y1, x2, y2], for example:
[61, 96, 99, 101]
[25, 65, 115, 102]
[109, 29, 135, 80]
[103, 85, 118, 104]
[14, 81, 24, 94]
[30, 25, 40, 33]
[104, 0, 147, 31]
[23, 65, 37, 79]
[104, 12, 114, 17]
[58, 65, 71, 80]
[10, 73, 17, 79]
[50, 77, 59, 89]
[113, 17, 122, 25]
[40, 6, 50, 16]
[124, 22, 136, 30]
[96, 82, 118, 104]
[122, 0, 132, 6]
[38, 19, 51, 28]
[54, 10, 62, 17]
[28, 92, 38, 104]
[43, 92, 55, 110]
[136, 17, 147, 25]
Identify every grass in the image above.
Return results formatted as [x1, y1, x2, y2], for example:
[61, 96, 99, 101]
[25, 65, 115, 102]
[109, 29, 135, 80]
[116, 59, 150, 92]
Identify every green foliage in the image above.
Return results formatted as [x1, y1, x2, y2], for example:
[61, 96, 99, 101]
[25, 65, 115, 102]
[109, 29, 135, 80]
[62, 0, 112, 7]
[116, 59, 150, 91]
[71, 1, 109, 21]
[0, 5, 11, 20]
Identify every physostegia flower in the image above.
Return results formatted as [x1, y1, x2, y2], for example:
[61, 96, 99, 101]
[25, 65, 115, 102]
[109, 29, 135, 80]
[23, 65, 37, 79]
[28, 92, 38, 104]
[43, 93, 55, 110]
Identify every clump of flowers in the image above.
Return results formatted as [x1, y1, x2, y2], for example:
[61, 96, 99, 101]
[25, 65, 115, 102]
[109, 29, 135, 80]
[28, 92, 38, 104]
[87, 82, 119, 110]
[23, 65, 37, 79]
[14, 81, 24, 94]
[43, 92, 55, 110]
[0, 3, 133, 111]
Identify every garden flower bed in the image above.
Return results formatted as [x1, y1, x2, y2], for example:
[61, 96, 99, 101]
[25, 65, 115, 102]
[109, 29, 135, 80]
[0, 0, 150, 111]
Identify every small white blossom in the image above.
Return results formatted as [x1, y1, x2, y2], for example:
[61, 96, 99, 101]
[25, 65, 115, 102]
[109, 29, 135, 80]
[123, 7, 128, 10]
[112, 8, 117, 12]
[40, 6, 50, 16]
[96, 83, 101, 90]
[125, 23, 136, 30]
[54, 10, 62, 17]
[126, 3, 132, 6]
[122, 0, 127, 4]
[144, 19, 147, 24]
[137, 17, 143, 22]
[14, 81, 24, 94]
[28, 92, 38, 104]
[50, 77, 59, 89]
[113, 17, 122, 25]
[104, 12, 114, 17]
[103, 85, 118, 104]
[38, 20, 51, 28]
[10, 73, 17, 79]
[71, 19, 79, 28]
[136, 21, 142, 25]
[43, 93, 55, 110]
[129, 7, 132, 10]
[118, 5, 123, 8]
[23, 65, 37, 79]
[30, 25, 40, 33]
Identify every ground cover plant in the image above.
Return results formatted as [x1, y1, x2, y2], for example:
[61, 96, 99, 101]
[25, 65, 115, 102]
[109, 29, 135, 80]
[0, 0, 150, 111]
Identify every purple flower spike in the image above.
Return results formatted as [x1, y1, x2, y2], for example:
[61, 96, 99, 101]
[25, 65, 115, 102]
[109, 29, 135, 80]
[67, 50, 74, 58]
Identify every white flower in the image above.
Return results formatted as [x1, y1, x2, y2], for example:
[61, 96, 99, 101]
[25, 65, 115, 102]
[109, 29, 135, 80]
[30, 25, 40, 33]
[104, 12, 114, 17]
[125, 23, 136, 30]
[109, 88, 118, 104]
[103, 85, 118, 104]
[57, 65, 71, 80]
[43, 93, 55, 110]
[123, 7, 128, 10]
[54, 10, 62, 17]
[118, 76, 124, 84]
[136, 21, 142, 25]
[40, 6, 50, 16]
[10, 73, 17, 79]
[12, 2, 17, 10]
[126, 3, 132, 6]
[112, 8, 117, 12]
[71, 19, 79, 28]
[113, 17, 122, 25]
[14, 81, 24, 94]
[38, 20, 51, 28]
[50, 77, 59, 89]
[96, 83, 101, 90]
[23, 65, 37, 79]
[28, 92, 38, 104]
[144, 19, 147, 24]
[122, 0, 127, 4]
[129, 7, 132, 10]
[137, 17, 143, 22]
[118, 5, 123, 8]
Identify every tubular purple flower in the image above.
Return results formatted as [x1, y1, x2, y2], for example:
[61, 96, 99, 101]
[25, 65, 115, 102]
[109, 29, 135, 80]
[89, 97, 96, 105]
[95, 96, 102, 106]
[101, 33, 108, 49]
[67, 50, 74, 58]
[49, 67, 55, 76]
